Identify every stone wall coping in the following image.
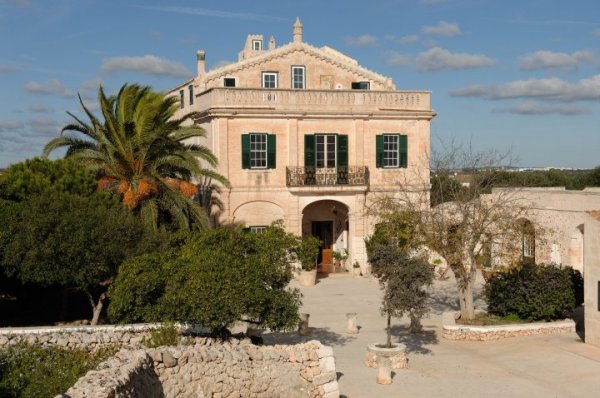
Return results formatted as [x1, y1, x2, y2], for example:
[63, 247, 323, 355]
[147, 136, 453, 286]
[0, 323, 164, 336]
[442, 311, 575, 334]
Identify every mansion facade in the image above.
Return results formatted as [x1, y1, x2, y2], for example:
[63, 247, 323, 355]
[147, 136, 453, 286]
[168, 19, 435, 273]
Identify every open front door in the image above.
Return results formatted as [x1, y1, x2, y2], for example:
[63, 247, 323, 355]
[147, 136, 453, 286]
[312, 221, 334, 273]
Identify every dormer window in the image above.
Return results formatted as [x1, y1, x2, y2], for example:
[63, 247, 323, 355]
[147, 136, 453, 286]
[291, 66, 305, 89]
[252, 40, 262, 51]
[262, 72, 278, 89]
[352, 82, 370, 90]
[224, 78, 236, 87]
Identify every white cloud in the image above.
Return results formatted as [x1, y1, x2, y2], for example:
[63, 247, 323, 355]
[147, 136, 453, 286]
[422, 21, 461, 37]
[344, 35, 378, 47]
[386, 51, 411, 67]
[385, 34, 419, 45]
[0, 120, 24, 132]
[519, 50, 595, 70]
[137, 6, 285, 22]
[24, 79, 73, 98]
[80, 78, 103, 91]
[29, 104, 54, 113]
[26, 116, 61, 137]
[449, 75, 600, 101]
[101, 55, 191, 78]
[493, 101, 591, 116]
[416, 47, 497, 71]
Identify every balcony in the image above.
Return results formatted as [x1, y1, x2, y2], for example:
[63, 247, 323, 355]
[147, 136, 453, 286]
[286, 166, 369, 188]
[196, 88, 431, 114]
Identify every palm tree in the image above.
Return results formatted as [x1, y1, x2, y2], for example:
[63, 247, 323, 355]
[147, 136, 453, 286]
[44, 83, 229, 230]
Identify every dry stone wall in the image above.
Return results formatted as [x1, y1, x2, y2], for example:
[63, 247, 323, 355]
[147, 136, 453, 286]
[59, 339, 340, 398]
[0, 324, 164, 351]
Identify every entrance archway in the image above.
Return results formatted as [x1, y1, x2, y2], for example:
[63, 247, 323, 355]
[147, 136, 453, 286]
[302, 200, 349, 273]
[569, 224, 584, 272]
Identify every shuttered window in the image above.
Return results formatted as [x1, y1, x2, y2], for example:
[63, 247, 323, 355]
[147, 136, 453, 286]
[241, 133, 276, 169]
[376, 134, 407, 168]
[304, 134, 348, 168]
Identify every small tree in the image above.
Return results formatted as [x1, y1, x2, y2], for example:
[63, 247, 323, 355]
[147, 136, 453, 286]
[367, 244, 434, 346]
[0, 191, 145, 325]
[109, 224, 302, 336]
[297, 235, 320, 271]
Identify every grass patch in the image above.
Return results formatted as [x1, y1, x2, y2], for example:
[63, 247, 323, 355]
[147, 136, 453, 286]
[455, 312, 533, 326]
[0, 344, 115, 398]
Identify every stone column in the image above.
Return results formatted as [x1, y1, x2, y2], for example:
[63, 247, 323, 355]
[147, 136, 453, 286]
[376, 356, 392, 385]
[298, 313, 310, 336]
[346, 313, 358, 334]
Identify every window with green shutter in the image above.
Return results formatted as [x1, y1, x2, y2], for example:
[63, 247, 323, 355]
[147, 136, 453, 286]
[376, 134, 408, 168]
[241, 133, 276, 169]
[337, 135, 348, 168]
[304, 135, 315, 168]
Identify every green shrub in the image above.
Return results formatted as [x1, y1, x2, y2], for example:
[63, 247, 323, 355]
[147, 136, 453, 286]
[0, 344, 113, 398]
[484, 263, 579, 321]
[143, 323, 180, 348]
[297, 236, 319, 271]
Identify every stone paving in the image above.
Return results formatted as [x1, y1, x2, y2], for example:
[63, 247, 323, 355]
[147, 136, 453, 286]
[264, 272, 600, 398]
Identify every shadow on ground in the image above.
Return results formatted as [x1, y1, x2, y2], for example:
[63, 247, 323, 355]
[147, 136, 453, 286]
[263, 326, 356, 347]
[390, 324, 439, 355]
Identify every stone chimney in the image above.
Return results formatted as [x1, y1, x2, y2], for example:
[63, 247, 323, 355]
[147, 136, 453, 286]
[196, 50, 205, 76]
[293, 17, 303, 43]
[268, 35, 276, 50]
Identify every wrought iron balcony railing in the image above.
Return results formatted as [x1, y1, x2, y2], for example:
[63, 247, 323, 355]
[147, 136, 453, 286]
[286, 166, 369, 187]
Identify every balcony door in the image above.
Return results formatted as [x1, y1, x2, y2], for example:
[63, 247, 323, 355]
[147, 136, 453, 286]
[304, 134, 349, 185]
[315, 135, 336, 169]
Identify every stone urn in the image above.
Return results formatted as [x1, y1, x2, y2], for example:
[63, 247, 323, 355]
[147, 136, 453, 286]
[298, 269, 317, 286]
[364, 343, 407, 370]
[352, 267, 361, 277]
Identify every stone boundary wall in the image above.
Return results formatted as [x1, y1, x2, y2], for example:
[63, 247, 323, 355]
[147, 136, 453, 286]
[442, 312, 576, 341]
[59, 339, 340, 398]
[0, 323, 166, 351]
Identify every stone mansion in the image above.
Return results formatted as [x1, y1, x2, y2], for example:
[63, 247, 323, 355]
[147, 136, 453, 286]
[168, 19, 435, 274]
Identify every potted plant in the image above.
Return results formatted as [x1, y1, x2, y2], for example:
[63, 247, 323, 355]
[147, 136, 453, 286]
[297, 236, 320, 286]
[352, 261, 361, 277]
[363, 239, 434, 369]
[332, 248, 349, 272]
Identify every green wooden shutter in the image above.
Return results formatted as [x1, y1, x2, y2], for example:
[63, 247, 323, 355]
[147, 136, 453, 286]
[304, 135, 315, 167]
[267, 134, 276, 169]
[241, 134, 250, 169]
[399, 135, 408, 168]
[337, 134, 348, 167]
[376, 135, 383, 168]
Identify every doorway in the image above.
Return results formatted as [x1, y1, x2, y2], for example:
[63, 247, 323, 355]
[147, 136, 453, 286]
[312, 221, 334, 273]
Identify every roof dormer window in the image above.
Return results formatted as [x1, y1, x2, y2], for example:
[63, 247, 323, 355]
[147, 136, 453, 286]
[252, 40, 262, 51]
[352, 82, 370, 90]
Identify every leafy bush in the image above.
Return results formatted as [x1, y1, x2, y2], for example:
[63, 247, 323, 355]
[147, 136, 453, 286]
[143, 323, 181, 348]
[109, 225, 302, 336]
[484, 263, 579, 321]
[297, 235, 320, 271]
[0, 344, 113, 398]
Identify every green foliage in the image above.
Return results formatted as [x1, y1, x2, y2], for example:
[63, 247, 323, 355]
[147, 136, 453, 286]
[367, 243, 434, 344]
[297, 235, 320, 271]
[43, 83, 229, 231]
[0, 158, 97, 201]
[0, 344, 113, 398]
[430, 173, 464, 206]
[143, 323, 180, 348]
[365, 211, 421, 252]
[484, 263, 579, 321]
[109, 225, 302, 336]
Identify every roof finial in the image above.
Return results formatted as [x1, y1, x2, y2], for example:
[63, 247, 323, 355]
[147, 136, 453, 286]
[293, 17, 303, 43]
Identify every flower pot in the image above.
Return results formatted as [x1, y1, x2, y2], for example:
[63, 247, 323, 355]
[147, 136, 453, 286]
[353, 267, 361, 277]
[298, 269, 317, 286]
[364, 343, 408, 369]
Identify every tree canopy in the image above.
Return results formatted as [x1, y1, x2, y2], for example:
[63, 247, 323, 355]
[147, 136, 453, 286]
[43, 83, 229, 231]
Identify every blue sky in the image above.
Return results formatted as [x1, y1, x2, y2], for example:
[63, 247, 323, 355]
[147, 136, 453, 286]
[0, 0, 599, 168]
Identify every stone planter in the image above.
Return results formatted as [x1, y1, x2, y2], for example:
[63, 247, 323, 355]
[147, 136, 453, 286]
[352, 267, 361, 277]
[364, 343, 407, 370]
[298, 269, 317, 286]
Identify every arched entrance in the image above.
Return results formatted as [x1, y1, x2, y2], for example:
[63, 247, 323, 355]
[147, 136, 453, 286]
[569, 224, 584, 272]
[302, 200, 349, 273]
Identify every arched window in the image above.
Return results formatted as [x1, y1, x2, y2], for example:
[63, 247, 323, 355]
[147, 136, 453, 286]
[520, 219, 535, 262]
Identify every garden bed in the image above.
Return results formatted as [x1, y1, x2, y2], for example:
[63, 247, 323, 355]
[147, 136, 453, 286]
[442, 312, 576, 341]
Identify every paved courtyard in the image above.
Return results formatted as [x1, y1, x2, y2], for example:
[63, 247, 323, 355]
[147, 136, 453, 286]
[264, 273, 600, 398]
